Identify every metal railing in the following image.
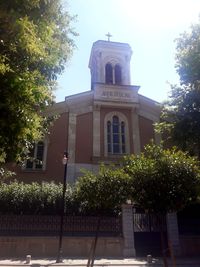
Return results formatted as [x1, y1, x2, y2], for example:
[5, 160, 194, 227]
[133, 213, 166, 232]
[0, 215, 122, 237]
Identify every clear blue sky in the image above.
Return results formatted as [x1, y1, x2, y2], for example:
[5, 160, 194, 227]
[56, 0, 200, 103]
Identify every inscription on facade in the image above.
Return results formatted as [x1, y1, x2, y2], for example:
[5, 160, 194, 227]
[93, 84, 139, 103]
[102, 91, 131, 98]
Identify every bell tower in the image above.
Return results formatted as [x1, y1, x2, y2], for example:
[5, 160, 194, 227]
[89, 39, 132, 89]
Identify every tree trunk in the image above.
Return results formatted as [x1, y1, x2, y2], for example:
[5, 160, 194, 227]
[159, 214, 168, 267]
[160, 229, 168, 267]
[168, 239, 177, 267]
[87, 217, 101, 267]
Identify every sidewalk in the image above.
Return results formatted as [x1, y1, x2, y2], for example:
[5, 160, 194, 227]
[0, 257, 199, 267]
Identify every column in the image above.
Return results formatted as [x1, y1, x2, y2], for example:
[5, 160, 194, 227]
[67, 112, 77, 183]
[131, 108, 141, 155]
[122, 204, 136, 257]
[166, 212, 181, 256]
[93, 104, 100, 158]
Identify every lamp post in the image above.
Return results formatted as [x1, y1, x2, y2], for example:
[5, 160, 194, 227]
[56, 152, 68, 263]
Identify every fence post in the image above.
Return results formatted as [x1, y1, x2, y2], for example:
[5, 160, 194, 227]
[166, 212, 181, 256]
[122, 204, 136, 257]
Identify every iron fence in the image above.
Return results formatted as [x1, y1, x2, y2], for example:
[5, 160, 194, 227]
[0, 215, 122, 237]
[133, 213, 166, 232]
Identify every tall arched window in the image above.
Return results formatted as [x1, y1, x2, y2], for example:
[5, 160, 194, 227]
[105, 63, 113, 84]
[106, 115, 126, 154]
[115, 64, 122, 84]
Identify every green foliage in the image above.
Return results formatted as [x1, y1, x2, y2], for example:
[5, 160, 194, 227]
[156, 18, 200, 157]
[0, 174, 131, 216]
[175, 18, 200, 84]
[0, 167, 15, 180]
[0, 0, 77, 163]
[0, 144, 199, 216]
[0, 181, 78, 215]
[75, 165, 132, 215]
[156, 82, 200, 157]
[123, 143, 200, 214]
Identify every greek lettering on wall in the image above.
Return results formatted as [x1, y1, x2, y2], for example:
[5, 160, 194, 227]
[101, 90, 130, 98]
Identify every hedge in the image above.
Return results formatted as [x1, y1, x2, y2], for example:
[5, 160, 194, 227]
[0, 181, 80, 215]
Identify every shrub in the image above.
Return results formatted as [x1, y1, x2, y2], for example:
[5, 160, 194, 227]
[0, 181, 78, 215]
[75, 165, 132, 215]
[123, 143, 200, 213]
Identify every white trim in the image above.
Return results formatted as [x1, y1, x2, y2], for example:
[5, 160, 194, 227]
[131, 109, 141, 155]
[93, 106, 101, 157]
[68, 113, 77, 163]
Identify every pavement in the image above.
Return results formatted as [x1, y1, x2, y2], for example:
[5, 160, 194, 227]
[0, 257, 199, 267]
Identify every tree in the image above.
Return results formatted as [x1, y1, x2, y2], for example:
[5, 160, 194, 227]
[123, 143, 200, 266]
[75, 165, 131, 215]
[123, 143, 200, 213]
[157, 82, 200, 157]
[0, 0, 76, 163]
[156, 19, 200, 157]
[75, 165, 131, 267]
[175, 18, 200, 85]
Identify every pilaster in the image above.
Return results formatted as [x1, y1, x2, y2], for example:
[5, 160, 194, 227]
[67, 112, 77, 182]
[131, 108, 141, 155]
[93, 104, 101, 157]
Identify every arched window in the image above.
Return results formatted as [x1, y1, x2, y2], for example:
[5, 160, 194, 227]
[115, 64, 122, 84]
[106, 115, 126, 154]
[105, 63, 113, 84]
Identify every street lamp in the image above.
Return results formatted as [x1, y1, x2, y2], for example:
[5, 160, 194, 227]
[56, 151, 68, 263]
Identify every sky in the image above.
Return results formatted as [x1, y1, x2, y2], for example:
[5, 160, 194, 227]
[56, 0, 200, 103]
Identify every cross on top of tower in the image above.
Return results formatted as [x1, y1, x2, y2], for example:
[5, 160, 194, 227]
[105, 32, 112, 41]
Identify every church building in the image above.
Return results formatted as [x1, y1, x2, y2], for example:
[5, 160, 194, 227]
[13, 39, 161, 183]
